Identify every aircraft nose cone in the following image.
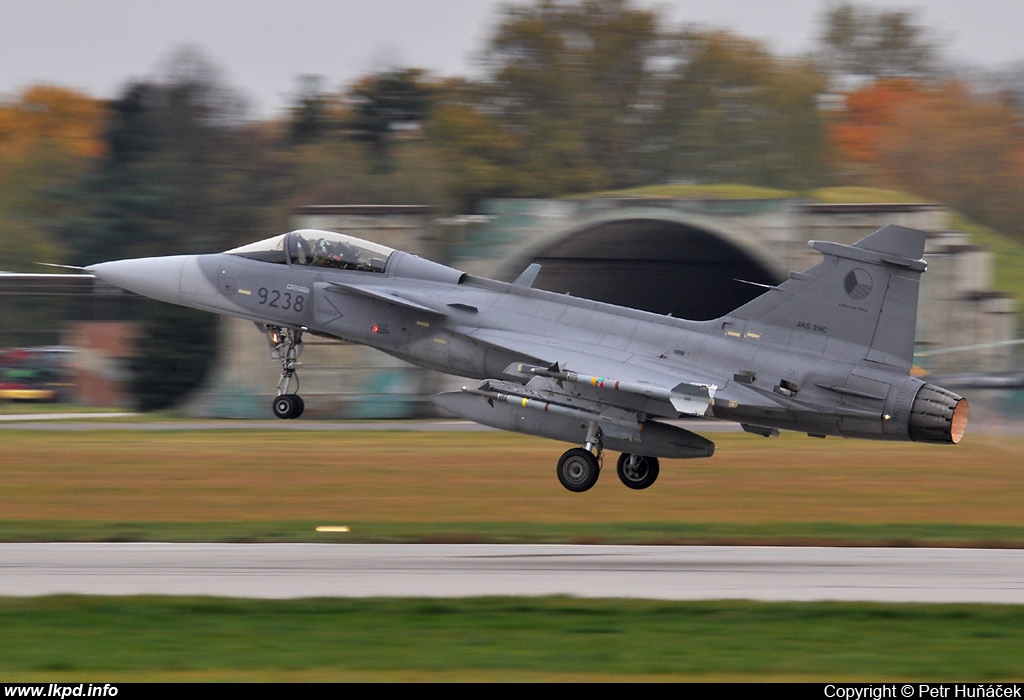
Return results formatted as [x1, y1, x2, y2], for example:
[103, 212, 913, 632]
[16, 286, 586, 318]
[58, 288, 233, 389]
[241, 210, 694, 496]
[87, 256, 188, 304]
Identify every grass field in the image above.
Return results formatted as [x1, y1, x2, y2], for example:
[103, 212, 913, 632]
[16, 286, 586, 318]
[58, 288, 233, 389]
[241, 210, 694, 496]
[3, 597, 1024, 681]
[2, 426, 1023, 544]
[2, 423, 1023, 681]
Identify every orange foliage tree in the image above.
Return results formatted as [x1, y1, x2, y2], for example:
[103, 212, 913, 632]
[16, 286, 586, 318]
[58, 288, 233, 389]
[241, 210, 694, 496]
[0, 86, 107, 271]
[828, 78, 925, 169]
[0, 85, 105, 162]
[830, 78, 1024, 239]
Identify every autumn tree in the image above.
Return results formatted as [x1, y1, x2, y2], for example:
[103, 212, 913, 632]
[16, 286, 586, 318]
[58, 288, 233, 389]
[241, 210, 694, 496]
[830, 77, 1024, 240]
[0, 86, 108, 346]
[476, 0, 666, 193]
[281, 74, 457, 212]
[67, 48, 286, 264]
[287, 75, 340, 145]
[827, 77, 926, 178]
[424, 78, 523, 209]
[345, 68, 434, 171]
[877, 83, 1024, 238]
[816, 2, 942, 82]
[0, 85, 105, 162]
[453, 0, 831, 196]
[651, 31, 830, 189]
[63, 48, 289, 410]
[0, 86, 106, 271]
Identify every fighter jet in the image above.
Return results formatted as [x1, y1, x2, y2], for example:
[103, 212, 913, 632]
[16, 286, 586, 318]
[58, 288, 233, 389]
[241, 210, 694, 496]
[87, 223, 968, 492]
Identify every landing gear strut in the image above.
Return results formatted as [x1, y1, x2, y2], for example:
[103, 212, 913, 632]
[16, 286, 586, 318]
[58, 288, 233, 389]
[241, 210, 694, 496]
[267, 325, 305, 419]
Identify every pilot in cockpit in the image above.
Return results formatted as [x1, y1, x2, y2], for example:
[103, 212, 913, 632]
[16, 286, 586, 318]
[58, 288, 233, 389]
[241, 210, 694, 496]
[314, 237, 360, 269]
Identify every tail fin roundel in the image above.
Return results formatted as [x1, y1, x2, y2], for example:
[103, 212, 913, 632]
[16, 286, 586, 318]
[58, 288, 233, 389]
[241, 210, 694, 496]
[729, 224, 927, 370]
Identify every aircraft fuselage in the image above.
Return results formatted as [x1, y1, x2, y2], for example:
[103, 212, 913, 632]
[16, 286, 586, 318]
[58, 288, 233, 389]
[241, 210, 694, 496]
[87, 226, 968, 491]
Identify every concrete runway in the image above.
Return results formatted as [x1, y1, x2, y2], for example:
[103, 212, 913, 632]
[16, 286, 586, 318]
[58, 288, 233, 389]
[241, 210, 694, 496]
[1, 543, 1023, 603]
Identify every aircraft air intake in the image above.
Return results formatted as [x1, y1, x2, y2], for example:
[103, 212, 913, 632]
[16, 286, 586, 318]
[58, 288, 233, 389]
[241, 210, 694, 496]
[908, 383, 969, 444]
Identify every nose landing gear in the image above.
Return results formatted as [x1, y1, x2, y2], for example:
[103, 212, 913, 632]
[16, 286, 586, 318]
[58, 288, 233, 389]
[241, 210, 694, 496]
[267, 325, 305, 419]
[272, 393, 304, 420]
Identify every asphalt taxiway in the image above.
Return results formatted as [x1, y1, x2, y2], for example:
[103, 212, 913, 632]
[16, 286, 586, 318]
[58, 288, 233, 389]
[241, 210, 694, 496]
[1, 543, 1022, 603]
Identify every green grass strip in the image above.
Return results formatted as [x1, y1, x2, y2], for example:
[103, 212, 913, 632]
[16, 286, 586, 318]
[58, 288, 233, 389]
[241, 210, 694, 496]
[1, 597, 1022, 681]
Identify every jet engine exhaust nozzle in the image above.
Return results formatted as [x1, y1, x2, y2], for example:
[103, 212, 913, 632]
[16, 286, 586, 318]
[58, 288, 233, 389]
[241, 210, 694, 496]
[908, 383, 969, 444]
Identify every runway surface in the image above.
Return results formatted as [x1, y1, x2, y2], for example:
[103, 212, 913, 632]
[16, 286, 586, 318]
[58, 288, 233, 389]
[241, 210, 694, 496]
[2, 543, 1023, 603]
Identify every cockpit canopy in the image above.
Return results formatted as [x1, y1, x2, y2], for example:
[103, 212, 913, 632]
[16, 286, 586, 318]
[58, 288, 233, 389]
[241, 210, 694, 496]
[226, 229, 394, 273]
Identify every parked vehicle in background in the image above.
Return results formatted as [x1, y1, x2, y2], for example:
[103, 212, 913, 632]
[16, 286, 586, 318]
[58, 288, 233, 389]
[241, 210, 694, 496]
[0, 346, 75, 402]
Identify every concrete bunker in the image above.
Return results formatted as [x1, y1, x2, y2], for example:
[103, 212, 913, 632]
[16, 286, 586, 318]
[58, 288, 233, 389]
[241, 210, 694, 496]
[511, 216, 785, 320]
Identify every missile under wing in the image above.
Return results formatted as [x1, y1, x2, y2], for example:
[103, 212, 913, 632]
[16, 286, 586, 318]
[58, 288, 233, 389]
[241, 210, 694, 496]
[87, 224, 968, 492]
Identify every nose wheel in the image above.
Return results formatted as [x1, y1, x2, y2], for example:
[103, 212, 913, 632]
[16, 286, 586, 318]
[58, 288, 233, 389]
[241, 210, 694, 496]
[266, 325, 305, 419]
[272, 393, 305, 420]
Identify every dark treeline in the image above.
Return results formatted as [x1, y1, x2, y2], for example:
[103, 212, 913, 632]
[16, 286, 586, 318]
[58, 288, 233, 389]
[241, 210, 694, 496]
[2, 0, 1023, 408]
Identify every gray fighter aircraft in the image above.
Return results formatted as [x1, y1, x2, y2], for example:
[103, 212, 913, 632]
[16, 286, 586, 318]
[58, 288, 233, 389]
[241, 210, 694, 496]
[87, 223, 968, 492]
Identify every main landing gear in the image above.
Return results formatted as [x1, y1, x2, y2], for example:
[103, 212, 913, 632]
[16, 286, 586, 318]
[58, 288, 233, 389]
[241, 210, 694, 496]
[556, 448, 601, 492]
[616, 453, 660, 490]
[267, 325, 305, 419]
[555, 425, 661, 493]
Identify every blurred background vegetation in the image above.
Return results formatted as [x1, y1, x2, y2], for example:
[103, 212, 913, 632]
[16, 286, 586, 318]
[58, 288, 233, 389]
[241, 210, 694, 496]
[3, 0, 1024, 409]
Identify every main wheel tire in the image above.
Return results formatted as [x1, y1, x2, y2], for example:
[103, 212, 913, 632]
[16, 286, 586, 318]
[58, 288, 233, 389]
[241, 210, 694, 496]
[616, 453, 660, 490]
[557, 448, 600, 493]
[272, 394, 302, 419]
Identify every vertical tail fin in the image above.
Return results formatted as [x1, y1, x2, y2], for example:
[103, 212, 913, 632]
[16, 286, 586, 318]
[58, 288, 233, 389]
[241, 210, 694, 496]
[728, 224, 927, 370]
